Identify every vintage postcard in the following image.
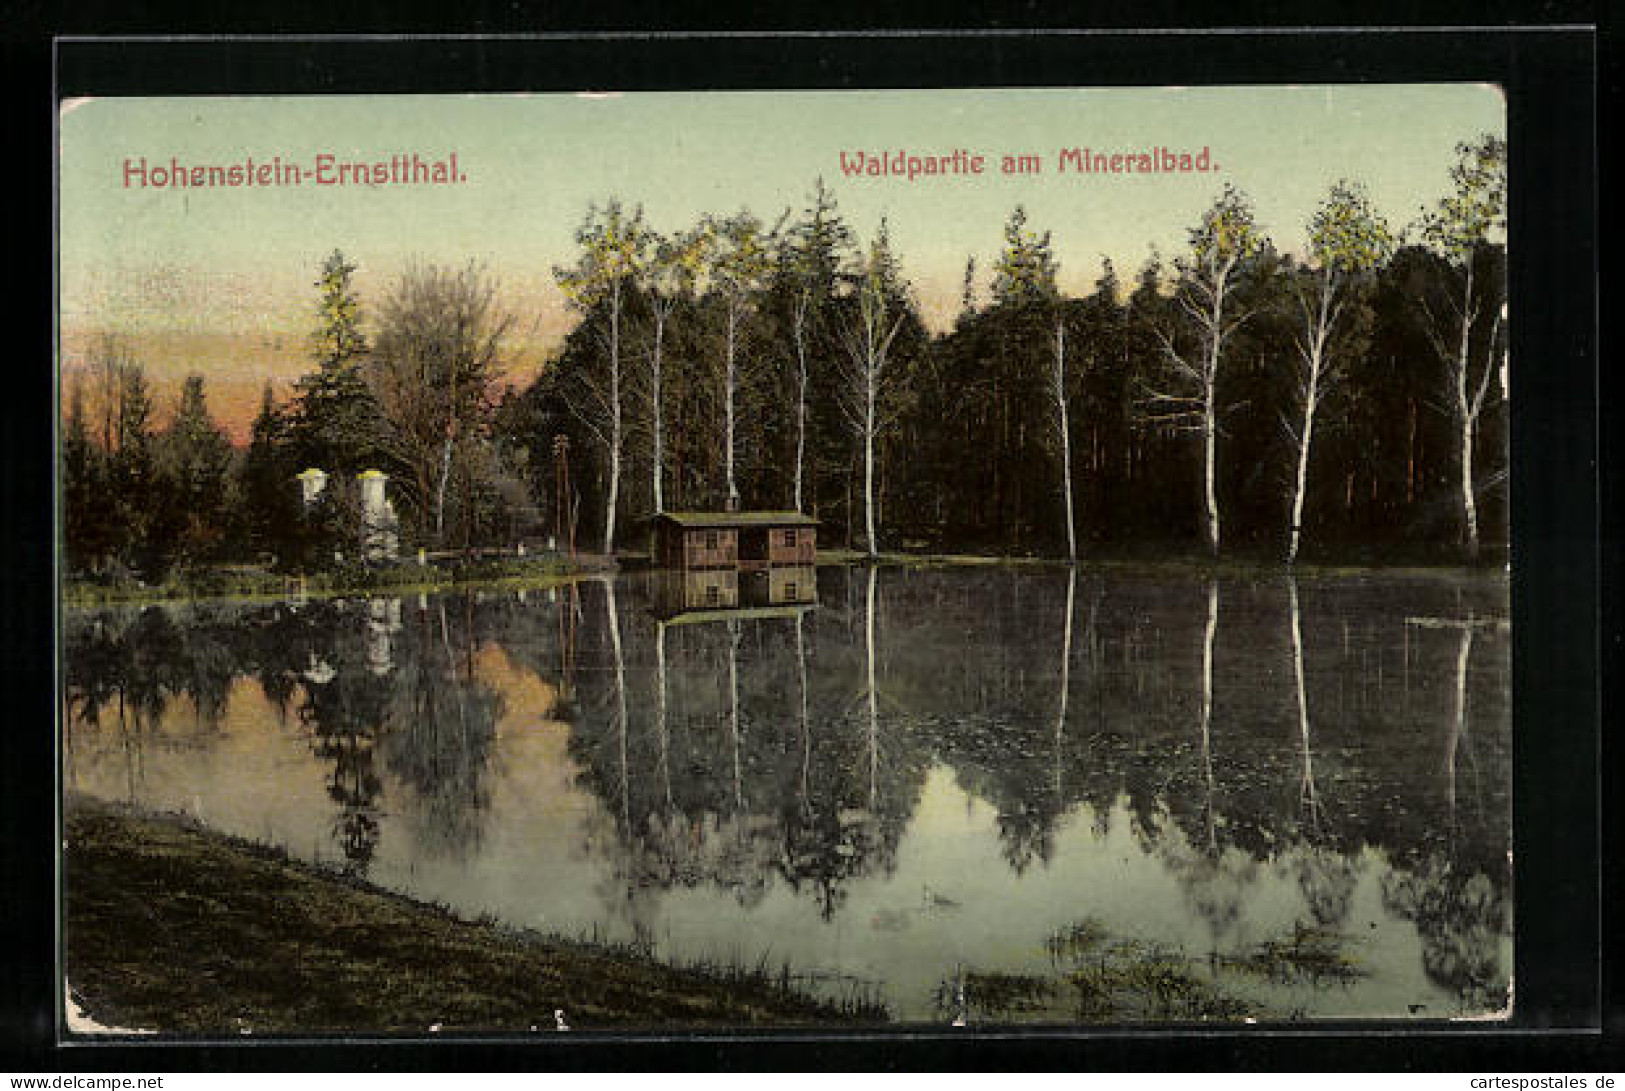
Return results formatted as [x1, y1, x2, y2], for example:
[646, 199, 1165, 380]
[58, 85, 1511, 1034]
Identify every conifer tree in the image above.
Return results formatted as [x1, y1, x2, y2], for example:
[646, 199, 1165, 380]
[290, 250, 387, 475]
[160, 374, 234, 563]
[61, 376, 110, 572]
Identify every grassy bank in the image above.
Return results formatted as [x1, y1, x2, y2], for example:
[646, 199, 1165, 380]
[62, 554, 608, 609]
[63, 545, 1507, 611]
[62, 799, 886, 1034]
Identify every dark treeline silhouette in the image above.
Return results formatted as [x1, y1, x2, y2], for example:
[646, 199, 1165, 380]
[64, 253, 525, 579]
[62, 138, 1507, 578]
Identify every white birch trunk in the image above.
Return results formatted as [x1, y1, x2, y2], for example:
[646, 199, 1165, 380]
[1455, 265, 1480, 559]
[1053, 319, 1077, 561]
[1288, 402, 1314, 566]
[1202, 277, 1226, 556]
[651, 308, 665, 515]
[793, 297, 809, 514]
[863, 368, 877, 557]
[725, 305, 739, 511]
[1288, 269, 1335, 566]
[603, 279, 623, 555]
[843, 276, 901, 559]
[435, 432, 454, 540]
[1459, 396, 1479, 560]
[604, 442, 621, 556]
[1202, 395, 1219, 555]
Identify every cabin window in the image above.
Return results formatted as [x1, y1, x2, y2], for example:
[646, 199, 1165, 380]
[782, 529, 797, 548]
[704, 530, 718, 550]
[706, 584, 720, 606]
[784, 581, 797, 600]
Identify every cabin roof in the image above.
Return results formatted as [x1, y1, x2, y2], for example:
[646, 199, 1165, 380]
[650, 511, 819, 529]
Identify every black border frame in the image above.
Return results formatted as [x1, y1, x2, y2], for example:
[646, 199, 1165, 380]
[5, 24, 1606, 1071]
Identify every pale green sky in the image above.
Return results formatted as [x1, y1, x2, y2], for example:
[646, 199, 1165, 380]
[58, 85, 1504, 432]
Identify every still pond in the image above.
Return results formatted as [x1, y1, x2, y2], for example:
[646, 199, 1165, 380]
[62, 564, 1511, 1024]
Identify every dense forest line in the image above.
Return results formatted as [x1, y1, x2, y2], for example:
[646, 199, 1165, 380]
[61, 136, 1507, 580]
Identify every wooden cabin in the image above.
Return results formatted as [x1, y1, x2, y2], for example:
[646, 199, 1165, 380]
[651, 512, 817, 571]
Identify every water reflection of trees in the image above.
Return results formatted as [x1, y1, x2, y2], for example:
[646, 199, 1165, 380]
[563, 569, 927, 919]
[1380, 836, 1510, 1013]
[62, 594, 505, 874]
[64, 605, 252, 801]
[378, 598, 503, 860]
[1378, 613, 1511, 1013]
[554, 565, 1507, 986]
[62, 567, 1511, 1002]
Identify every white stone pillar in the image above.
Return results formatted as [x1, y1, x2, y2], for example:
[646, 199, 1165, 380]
[296, 468, 328, 507]
[358, 470, 389, 519]
[356, 470, 399, 561]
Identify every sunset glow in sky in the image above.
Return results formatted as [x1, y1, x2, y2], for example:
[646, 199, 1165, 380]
[59, 86, 1505, 441]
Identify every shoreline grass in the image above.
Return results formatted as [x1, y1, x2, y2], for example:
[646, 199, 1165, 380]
[62, 796, 888, 1035]
[63, 544, 1508, 611]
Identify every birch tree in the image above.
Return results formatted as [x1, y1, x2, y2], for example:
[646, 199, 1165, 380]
[1416, 136, 1507, 560]
[705, 211, 776, 511]
[1143, 186, 1265, 555]
[639, 228, 706, 515]
[554, 200, 648, 553]
[1285, 182, 1395, 564]
[1050, 318, 1079, 561]
[992, 207, 1078, 559]
[837, 223, 908, 557]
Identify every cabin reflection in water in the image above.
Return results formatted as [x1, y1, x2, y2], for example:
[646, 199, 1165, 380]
[649, 565, 818, 622]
